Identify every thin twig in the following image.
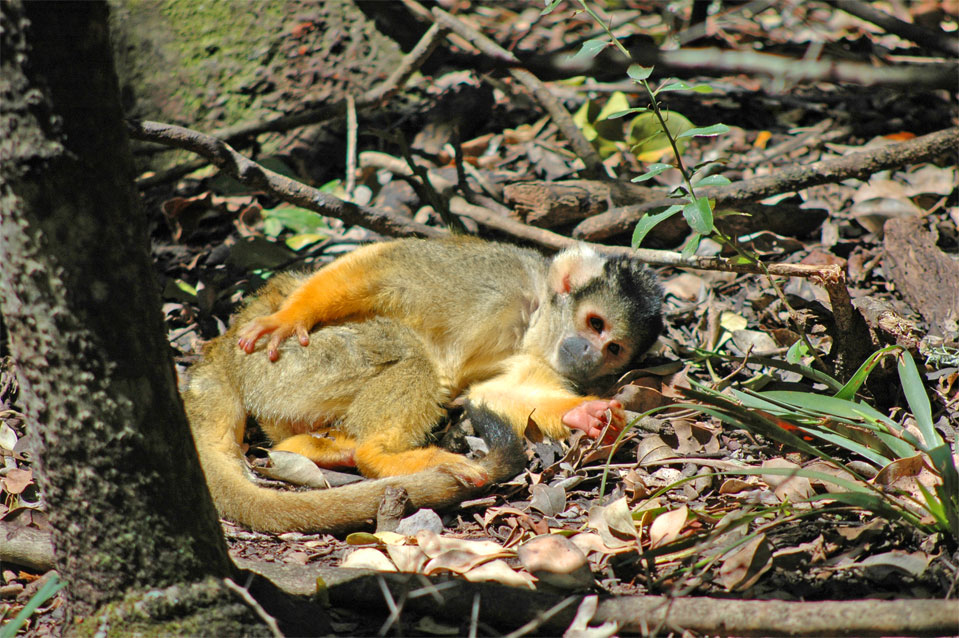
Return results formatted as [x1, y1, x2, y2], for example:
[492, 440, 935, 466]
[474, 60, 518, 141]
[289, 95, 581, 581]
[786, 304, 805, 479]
[345, 95, 357, 200]
[223, 578, 283, 638]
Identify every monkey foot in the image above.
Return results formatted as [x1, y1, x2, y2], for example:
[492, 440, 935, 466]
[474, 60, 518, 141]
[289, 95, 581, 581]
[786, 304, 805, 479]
[562, 399, 624, 444]
[436, 459, 489, 488]
[236, 313, 312, 361]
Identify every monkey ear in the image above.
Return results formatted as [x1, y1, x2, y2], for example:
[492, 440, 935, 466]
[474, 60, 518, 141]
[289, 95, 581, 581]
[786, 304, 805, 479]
[548, 244, 605, 294]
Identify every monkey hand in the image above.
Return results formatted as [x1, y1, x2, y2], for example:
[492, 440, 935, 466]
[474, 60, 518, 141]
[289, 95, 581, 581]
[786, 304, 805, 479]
[236, 311, 312, 362]
[562, 399, 624, 444]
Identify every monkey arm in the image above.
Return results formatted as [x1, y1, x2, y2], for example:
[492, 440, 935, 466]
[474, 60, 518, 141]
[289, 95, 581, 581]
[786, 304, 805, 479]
[466, 354, 624, 443]
[236, 242, 393, 360]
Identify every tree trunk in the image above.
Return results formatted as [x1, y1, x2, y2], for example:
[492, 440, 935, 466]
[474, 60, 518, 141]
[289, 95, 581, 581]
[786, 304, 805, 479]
[0, 0, 233, 617]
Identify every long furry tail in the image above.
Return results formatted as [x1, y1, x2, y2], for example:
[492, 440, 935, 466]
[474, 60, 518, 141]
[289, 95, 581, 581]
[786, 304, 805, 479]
[193, 400, 526, 534]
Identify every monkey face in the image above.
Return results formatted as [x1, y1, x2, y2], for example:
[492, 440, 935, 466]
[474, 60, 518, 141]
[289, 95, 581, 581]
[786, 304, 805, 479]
[552, 301, 636, 385]
[544, 245, 664, 386]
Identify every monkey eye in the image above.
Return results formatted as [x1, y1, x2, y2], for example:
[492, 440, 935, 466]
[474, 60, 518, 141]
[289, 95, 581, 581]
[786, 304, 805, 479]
[588, 315, 605, 334]
[607, 342, 622, 356]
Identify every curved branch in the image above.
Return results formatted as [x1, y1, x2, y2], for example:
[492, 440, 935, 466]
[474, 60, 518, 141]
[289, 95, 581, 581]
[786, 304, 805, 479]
[126, 120, 443, 240]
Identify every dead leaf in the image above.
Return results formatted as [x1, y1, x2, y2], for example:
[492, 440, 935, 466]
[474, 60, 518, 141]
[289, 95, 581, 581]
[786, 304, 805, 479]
[463, 559, 535, 589]
[341, 548, 397, 571]
[415, 530, 506, 558]
[0, 469, 32, 495]
[254, 450, 331, 489]
[648, 505, 688, 549]
[385, 544, 428, 573]
[424, 549, 502, 575]
[842, 550, 932, 578]
[718, 533, 773, 590]
[587, 499, 636, 549]
[530, 483, 567, 517]
[569, 532, 633, 557]
[663, 272, 706, 302]
[872, 454, 924, 486]
[518, 534, 593, 590]
[636, 435, 674, 466]
[761, 458, 813, 502]
[719, 478, 756, 494]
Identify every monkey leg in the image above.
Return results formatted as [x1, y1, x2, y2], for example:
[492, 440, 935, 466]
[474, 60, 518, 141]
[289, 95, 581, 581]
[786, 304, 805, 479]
[271, 431, 357, 469]
[240, 317, 487, 485]
[237, 242, 395, 359]
[467, 354, 624, 442]
[334, 322, 489, 486]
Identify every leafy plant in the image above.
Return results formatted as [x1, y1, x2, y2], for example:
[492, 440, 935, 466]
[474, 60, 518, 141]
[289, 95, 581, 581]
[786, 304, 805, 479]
[682, 346, 957, 539]
[546, 0, 731, 256]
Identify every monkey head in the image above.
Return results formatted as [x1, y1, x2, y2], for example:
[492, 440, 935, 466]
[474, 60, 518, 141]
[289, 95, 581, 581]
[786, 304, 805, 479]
[533, 244, 663, 387]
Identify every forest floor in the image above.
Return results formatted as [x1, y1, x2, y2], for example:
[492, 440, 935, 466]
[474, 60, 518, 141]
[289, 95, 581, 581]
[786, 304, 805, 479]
[2, 1, 957, 636]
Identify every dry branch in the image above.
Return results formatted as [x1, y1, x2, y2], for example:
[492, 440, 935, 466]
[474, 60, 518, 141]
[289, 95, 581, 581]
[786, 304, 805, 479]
[835, 0, 959, 58]
[127, 120, 443, 240]
[236, 557, 958, 637]
[574, 126, 959, 241]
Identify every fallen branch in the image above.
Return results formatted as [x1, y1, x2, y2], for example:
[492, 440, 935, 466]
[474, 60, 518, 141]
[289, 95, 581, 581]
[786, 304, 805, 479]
[451, 197, 840, 280]
[237, 557, 958, 637]
[835, 0, 959, 58]
[430, 5, 609, 180]
[574, 126, 959, 240]
[659, 47, 957, 89]
[127, 120, 443, 240]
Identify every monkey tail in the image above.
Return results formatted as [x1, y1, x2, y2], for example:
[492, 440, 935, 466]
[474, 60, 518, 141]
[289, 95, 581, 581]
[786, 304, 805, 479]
[190, 391, 526, 534]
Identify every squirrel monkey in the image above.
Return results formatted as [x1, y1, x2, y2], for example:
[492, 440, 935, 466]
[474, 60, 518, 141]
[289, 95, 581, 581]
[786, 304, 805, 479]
[186, 237, 662, 533]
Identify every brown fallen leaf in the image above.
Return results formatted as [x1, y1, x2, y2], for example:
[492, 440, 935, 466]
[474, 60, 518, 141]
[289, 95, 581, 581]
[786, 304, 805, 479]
[718, 533, 773, 591]
[648, 505, 688, 549]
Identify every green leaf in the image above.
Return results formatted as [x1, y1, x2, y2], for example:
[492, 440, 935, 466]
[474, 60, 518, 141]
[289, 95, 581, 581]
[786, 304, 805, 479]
[285, 233, 327, 251]
[630, 163, 673, 183]
[572, 100, 600, 142]
[681, 233, 701, 257]
[655, 80, 715, 95]
[683, 196, 714, 234]
[692, 174, 731, 187]
[834, 345, 902, 400]
[627, 64, 653, 81]
[785, 339, 808, 364]
[262, 206, 329, 235]
[628, 111, 694, 162]
[540, 0, 563, 15]
[898, 352, 941, 448]
[676, 123, 730, 139]
[227, 236, 297, 272]
[605, 107, 648, 119]
[631, 205, 682, 247]
[0, 574, 64, 638]
[571, 38, 608, 62]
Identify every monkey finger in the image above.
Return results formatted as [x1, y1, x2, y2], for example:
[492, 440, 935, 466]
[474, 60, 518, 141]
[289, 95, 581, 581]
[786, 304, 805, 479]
[236, 319, 275, 353]
[296, 325, 311, 347]
[266, 335, 285, 362]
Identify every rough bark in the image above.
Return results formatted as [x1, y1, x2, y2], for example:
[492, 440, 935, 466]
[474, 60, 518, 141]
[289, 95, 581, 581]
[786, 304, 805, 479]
[0, 0, 232, 615]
